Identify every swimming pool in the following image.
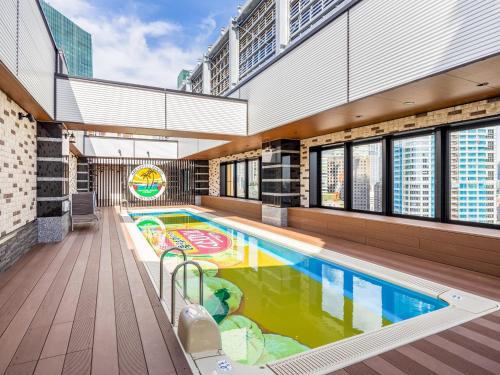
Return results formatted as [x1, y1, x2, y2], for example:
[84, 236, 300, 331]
[130, 210, 450, 366]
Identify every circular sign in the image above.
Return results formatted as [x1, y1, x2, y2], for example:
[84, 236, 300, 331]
[128, 164, 166, 200]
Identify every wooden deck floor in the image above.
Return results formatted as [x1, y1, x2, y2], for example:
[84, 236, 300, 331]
[0, 206, 499, 375]
[0, 207, 191, 375]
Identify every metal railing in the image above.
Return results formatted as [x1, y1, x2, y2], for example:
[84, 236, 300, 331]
[159, 247, 187, 300]
[170, 261, 204, 325]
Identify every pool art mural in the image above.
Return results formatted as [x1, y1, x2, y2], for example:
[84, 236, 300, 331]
[132, 211, 448, 366]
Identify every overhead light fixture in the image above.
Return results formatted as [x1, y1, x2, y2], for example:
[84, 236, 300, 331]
[477, 82, 489, 87]
[147, 151, 150, 158]
[18, 112, 35, 123]
[355, 115, 363, 118]
[118, 149, 122, 156]
[403, 101, 415, 105]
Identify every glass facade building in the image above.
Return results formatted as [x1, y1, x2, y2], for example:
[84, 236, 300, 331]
[40, 0, 93, 78]
[449, 127, 498, 224]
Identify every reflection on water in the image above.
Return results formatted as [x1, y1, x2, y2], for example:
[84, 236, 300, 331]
[132, 211, 448, 365]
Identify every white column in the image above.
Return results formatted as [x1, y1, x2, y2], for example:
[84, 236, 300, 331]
[229, 18, 240, 88]
[276, 0, 290, 52]
[202, 55, 211, 95]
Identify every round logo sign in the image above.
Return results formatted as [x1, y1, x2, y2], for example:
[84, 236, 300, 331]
[128, 164, 166, 201]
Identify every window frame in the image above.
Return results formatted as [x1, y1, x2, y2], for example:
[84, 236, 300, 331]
[350, 138, 386, 215]
[317, 143, 347, 210]
[220, 158, 262, 201]
[247, 157, 262, 201]
[310, 116, 500, 229]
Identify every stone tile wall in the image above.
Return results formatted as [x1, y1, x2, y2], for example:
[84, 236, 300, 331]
[300, 96, 500, 207]
[69, 152, 77, 196]
[0, 89, 37, 237]
[209, 149, 262, 196]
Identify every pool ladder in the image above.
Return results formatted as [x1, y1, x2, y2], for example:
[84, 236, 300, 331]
[159, 247, 204, 325]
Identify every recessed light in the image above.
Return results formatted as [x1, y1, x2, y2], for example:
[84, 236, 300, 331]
[355, 115, 363, 118]
[403, 101, 415, 105]
[477, 82, 489, 87]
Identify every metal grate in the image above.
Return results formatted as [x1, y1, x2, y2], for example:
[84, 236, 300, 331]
[238, 0, 277, 79]
[210, 36, 230, 96]
[290, 0, 349, 41]
[269, 305, 496, 375]
[87, 157, 196, 207]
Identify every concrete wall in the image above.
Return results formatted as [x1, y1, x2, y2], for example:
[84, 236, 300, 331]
[0, 88, 38, 270]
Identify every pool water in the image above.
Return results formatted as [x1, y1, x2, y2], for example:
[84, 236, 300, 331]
[131, 211, 448, 366]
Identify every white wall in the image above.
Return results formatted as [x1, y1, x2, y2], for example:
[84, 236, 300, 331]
[176, 138, 228, 159]
[232, 0, 500, 135]
[0, 0, 56, 118]
[56, 76, 248, 136]
[83, 136, 177, 158]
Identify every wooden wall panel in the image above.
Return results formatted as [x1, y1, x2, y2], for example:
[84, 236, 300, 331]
[288, 207, 500, 277]
[201, 196, 262, 221]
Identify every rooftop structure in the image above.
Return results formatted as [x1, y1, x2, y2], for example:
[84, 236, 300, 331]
[1, 1, 500, 374]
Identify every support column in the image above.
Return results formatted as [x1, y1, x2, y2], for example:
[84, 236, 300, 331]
[194, 160, 209, 205]
[229, 18, 240, 88]
[276, 0, 290, 52]
[261, 139, 301, 227]
[36, 122, 70, 242]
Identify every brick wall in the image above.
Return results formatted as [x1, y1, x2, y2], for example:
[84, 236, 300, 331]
[300, 96, 500, 207]
[0, 89, 37, 237]
[209, 149, 262, 196]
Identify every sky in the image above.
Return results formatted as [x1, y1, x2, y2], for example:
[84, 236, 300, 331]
[45, 0, 242, 88]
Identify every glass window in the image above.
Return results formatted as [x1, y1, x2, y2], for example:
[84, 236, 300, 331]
[392, 134, 435, 218]
[449, 126, 499, 225]
[226, 163, 234, 197]
[248, 159, 260, 200]
[321, 147, 345, 208]
[236, 161, 246, 198]
[352, 142, 383, 212]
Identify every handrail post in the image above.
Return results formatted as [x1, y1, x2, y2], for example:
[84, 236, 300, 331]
[171, 260, 204, 325]
[160, 247, 187, 300]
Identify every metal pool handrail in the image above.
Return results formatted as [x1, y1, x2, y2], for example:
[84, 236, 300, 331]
[171, 260, 204, 325]
[160, 247, 187, 300]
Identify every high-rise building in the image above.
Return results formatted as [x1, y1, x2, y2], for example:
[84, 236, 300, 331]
[177, 70, 191, 90]
[40, 0, 93, 78]
[393, 135, 435, 217]
[450, 127, 496, 224]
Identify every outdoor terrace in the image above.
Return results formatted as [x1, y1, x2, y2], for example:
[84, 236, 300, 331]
[0, 206, 499, 375]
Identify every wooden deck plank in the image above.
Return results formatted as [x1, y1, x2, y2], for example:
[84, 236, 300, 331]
[439, 329, 500, 361]
[92, 209, 119, 375]
[362, 356, 407, 375]
[397, 344, 464, 375]
[343, 362, 379, 375]
[116, 209, 192, 375]
[0, 245, 58, 336]
[108, 208, 149, 375]
[111, 208, 177, 375]
[413, 338, 492, 374]
[53, 231, 95, 325]
[450, 325, 500, 351]
[0, 232, 77, 375]
[0, 246, 38, 291]
[33, 356, 65, 375]
[380, 350, 436, 375]
[62, 221, 103, 375]
[9, 230, 86, 367]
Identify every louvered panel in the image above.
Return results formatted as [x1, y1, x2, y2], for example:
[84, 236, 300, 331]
[349, 0, 500, 101]
[0, 0, 18, 74]
[56, 77, 166, 129]
[17, 0, 56, 117]
[166, 92, 247, 135]
[240, 13, 348, 135]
